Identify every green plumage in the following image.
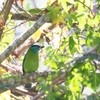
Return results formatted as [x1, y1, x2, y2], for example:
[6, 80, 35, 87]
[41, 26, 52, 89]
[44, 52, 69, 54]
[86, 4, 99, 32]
[22, 45, 44, 88]
[23, 47, 39, 73]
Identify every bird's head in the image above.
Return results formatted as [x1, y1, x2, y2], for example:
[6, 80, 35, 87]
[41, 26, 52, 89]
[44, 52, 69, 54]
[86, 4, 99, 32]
[31, 45, 44, 54]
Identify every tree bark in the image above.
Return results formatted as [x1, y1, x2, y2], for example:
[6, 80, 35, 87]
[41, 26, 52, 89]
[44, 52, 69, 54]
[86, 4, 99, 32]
[0, 15, 50, 64]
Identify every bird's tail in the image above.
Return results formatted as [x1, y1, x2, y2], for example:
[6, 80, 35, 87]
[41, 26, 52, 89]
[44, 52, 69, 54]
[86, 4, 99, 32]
[25, 83, 32, 88]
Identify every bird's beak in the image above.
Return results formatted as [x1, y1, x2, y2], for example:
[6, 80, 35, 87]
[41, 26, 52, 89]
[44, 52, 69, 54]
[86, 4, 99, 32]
[40, 46, 44, 48]
[39, 46, 44, 50]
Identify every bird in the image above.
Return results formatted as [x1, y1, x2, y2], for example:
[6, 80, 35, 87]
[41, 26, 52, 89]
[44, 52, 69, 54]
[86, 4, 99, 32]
[22, 45, 44, 88]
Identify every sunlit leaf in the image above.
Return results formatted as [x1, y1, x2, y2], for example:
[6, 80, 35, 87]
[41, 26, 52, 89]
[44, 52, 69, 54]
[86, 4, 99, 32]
[86, 31, 93, 46]
[77, 2, 85, 13]
[25, 2, 30, 11]
[44, 59, 51, 65]
[69, 36, 76, 54]
[93, 14, 100, 27]
[0, 68, 7, 76]
[78, 14, 86, 29]
[37, 77, 45, 82]
[50, 60, 58, 70]
[0, 90, 11, 100]
[36, 84, 42, 90]
[32, 29, 41, 42]
[47, 6, 60, 23]
[75, 45, 82, 53]
[60, 0, 68, 13]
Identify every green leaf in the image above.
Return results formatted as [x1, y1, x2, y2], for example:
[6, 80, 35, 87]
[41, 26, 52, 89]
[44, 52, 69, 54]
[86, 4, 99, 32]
[46, 46, 53, 51]
[44, 59, 51, 65]
[50, 61, 58, 70]
[46, 6, 53, 11]
[61, 0, 68, 13]
[77, 2, 85, 13]
[76, 13, 84, 18]
[97, 45, 100, 53]
[37, 77, 45, 82]
[93, 37, 100, 46]
[36, 84, 42, 90]
[89, 73, 100, 91]
[93, 14, 100, 27]
[25, 2, 30, 11]
[42, 83, 50, 93]
[28, 8, 42, 15]
[78, 14, 86, 29]
[86, 31, 93, 46]
[47, 94, 56, 100]
[85, 24, 91, 30]
[47, 6, 60, 22]
[69, 36, 76, 54]
[75, 45, 82, 53]
[67, 17, 73, 28]
[69, 36, 75, 49]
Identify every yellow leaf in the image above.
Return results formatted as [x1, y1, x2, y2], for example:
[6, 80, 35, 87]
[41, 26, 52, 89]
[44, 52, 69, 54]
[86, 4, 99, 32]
[0, 67, 7, 76]
[78, 14, 86, 29]
[53, 18, 60, 26]
[32, 29, 41, 42]
[46, 0, 55, 6]
[0, 90, 11, 100]
[53, 14, 65, 25]
[0, 96, 4, 100]
[61, 0, 68, 13]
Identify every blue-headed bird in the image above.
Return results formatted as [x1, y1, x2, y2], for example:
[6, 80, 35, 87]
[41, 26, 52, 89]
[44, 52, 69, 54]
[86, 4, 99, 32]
[23, 45, 44, 88]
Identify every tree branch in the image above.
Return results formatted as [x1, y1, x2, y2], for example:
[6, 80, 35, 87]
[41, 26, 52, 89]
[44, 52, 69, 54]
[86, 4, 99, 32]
[0, 53, 100, 93]
[0, 71, 50, 93]
[11, 87, 36, 96]
[0, 14, 50, 64]
[11, 13, 42, 21]
[0, 0, 14, 38]
[32, 53, 100, 99]
[32, 71, 67, 100]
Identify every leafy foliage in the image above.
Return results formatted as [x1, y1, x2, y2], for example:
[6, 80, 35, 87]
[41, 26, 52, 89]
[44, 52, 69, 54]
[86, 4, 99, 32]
[0, 0, 100, 100]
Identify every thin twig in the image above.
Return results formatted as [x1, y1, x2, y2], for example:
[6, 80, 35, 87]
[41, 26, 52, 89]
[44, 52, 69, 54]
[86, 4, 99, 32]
[4, 14, 41, 34]
[33, 0, 37, 8]
[10, 93, 21, 100]
[77, 0, 95, 18]
[14, 2, 32, 17]
[1, 0, 9, 14]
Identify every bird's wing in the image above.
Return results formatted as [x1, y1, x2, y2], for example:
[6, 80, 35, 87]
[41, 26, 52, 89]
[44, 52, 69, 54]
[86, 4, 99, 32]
[23, 48, 39, 73]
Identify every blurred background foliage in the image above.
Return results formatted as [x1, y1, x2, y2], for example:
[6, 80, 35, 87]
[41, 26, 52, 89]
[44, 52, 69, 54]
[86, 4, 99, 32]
[0, 0, 100, 100]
